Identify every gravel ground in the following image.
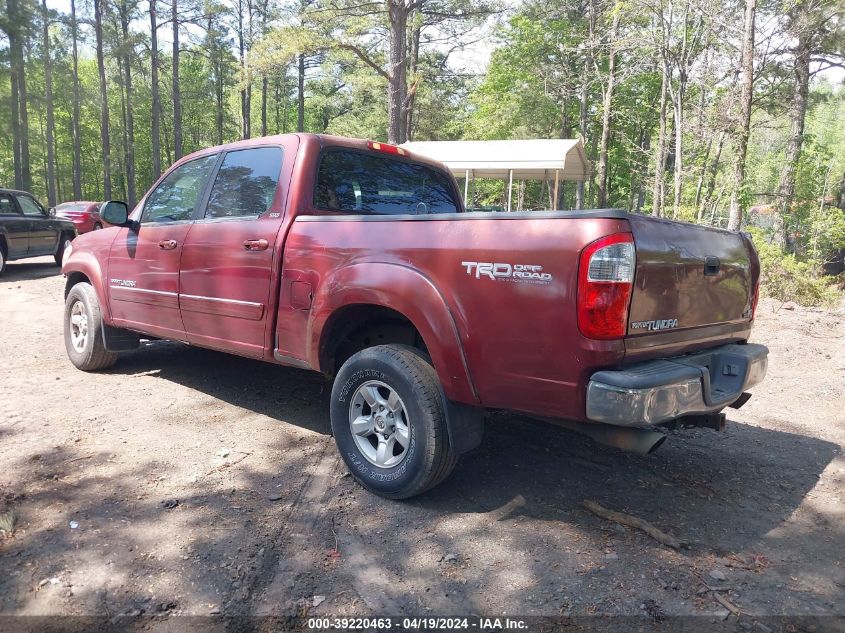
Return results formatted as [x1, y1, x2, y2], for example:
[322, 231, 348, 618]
[1, 257, 843, 630]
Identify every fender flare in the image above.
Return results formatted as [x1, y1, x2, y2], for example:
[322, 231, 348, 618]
[309, 262, 478, 405]
[63, 252, 111, 323]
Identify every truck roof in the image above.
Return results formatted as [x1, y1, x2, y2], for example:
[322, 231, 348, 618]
[176, 133, 450, 174]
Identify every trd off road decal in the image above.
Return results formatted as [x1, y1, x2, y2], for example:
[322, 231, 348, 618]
[110, 279, 137, 288]
[461, 261, 553, 284]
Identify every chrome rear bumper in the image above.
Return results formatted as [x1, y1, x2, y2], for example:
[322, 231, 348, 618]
[586, 343, 768, 427]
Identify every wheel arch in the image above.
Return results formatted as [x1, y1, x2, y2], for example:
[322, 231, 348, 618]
[63, 254, 111, 322]
[311, 263, 477, 405]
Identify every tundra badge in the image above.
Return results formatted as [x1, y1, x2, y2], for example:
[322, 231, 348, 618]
[630, 319, 679, 331]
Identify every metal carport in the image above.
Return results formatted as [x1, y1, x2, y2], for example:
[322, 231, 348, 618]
[402, 138, 590, 211]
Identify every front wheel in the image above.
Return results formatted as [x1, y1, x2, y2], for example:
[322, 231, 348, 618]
[64, 282, 118, 371]
[330, 344, 457, 499]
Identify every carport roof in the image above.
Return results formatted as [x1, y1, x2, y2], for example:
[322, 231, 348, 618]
[402, 138, 590, 181]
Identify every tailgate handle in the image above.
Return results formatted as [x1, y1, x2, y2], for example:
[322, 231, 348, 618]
[704, 256, 721, 276]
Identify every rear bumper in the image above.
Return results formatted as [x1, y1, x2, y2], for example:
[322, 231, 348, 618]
[586, 343, 768, 426]
[58, 215, 97, 233]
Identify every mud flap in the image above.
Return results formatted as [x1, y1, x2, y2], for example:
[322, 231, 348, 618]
[443, 397, 484, 454]
[102, 323, 140, 351]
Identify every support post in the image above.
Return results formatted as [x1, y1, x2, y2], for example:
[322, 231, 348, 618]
[553, 170, 560, 211]
[464, 170, 470, 207]
[507, 169, 513, 212]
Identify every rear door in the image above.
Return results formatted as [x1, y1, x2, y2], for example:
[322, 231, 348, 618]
[16, 193, 57, 255]
[0, 193, 29, 257]
[179, 144, 290, 358]
[107, 153, 218, 339]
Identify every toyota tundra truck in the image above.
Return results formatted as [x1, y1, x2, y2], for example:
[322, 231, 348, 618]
[60, 134, 768, 499]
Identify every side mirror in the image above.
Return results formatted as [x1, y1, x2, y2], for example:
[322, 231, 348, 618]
[100, 200, 133, 228]
[48, 207, 56, 217]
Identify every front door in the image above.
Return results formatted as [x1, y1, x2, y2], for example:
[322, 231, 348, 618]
[179, 145, 288, 358]
[107, 153, 219, 340]
[16, 194, 57, 256]
[0, 193, 29, 258]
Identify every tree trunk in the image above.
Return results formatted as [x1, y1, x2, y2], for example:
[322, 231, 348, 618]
[260, 0, 269, 136]
[9, 61, 22, 191]
[773, 27, 811, 250]
[387, 0, 408, 144]
[237, 0, 250, 139]
[671, 77, 686, 218]
[576, 72, 589, 209]
[700, 130, 725, 220]
[694, 134, 713, 211]
[671, 3, 692, 218]
[120, 0, 137, 207]
[70, 0, 83, 197]
[596, 10, 620, 208]
[7, 0, 32, 192]
[215, 54, 225, 144]
[42, 0, 57, 206]
[261, 77, 268, 136]
[297, 53, 305, 132]
[404, 17, 421, 142]
[727, 0, 756, 231]
[7, 0, 22, 190]
[172, 0, 183, 159]
[150, 0, 162, 179]
[94, 0, 112, 199]
[652, 57, 670, 217]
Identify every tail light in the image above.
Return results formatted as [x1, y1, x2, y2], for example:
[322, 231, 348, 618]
[577, 233, 635, 339]
[750, 281, 760, 320]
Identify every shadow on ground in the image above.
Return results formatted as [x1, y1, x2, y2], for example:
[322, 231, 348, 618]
[1, 261, 63, 283]
[2, 340, 841, 623]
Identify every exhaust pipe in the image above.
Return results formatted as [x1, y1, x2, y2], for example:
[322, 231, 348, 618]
[538, 417, 667, 455]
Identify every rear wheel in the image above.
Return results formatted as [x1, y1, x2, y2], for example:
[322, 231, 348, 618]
[54, 234, 73, 266]
[330, 344, 457, 499]
[93, 223, 103, 231]
[64, 282, 118, 371]
[0, 241, 6, 275]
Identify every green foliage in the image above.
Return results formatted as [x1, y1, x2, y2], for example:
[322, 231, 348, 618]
[749, 228, 841, 308]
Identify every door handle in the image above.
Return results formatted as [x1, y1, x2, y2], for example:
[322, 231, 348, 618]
[158, 239, 178, 250]
[243, 239, 269, 251]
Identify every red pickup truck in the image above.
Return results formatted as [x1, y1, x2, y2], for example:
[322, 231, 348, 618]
[61, 134, 768, 499]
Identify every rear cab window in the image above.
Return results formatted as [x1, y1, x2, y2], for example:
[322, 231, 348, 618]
[204, 147, 283, 219]
[314, 149, 460, 215]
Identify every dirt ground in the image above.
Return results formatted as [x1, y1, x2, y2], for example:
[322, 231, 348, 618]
[1, 257, 844, 630]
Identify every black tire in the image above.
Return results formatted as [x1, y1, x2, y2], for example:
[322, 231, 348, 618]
[330, 344, 457, 499]
[64, 282, 118, 371]
[93, 223, 102, 231]
[0, 240, 7, 276]
[54, 234, 73, 266]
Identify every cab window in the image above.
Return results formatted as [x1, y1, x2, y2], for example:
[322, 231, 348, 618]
[143, 154, 218, 223]
[204, 147, 283, 219]
[313, 149, 460, 215]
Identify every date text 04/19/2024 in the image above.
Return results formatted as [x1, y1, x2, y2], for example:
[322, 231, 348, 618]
[306, 617, 528, 630]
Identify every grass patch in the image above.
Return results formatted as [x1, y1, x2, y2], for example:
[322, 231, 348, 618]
[0, 510, 18, 537]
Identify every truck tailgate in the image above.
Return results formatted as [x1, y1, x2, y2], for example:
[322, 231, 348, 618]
[625, 214, 759, 358]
